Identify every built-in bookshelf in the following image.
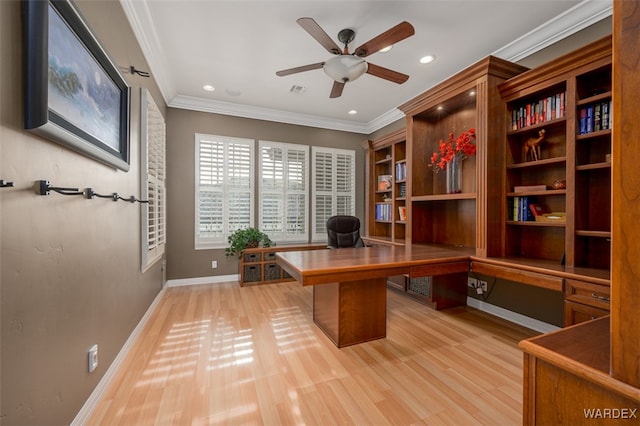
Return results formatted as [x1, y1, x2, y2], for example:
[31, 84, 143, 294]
[499, 36, 612, 271]
[499, 36, 612, 325]
[365, 128, 407, 244]
[398, 56, 528, 256]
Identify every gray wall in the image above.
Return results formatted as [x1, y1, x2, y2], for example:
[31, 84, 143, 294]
[1, 1, 166, 424]
[166, 108, 367, 280]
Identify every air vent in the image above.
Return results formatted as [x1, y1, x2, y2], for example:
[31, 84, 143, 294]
[289, 85, 307, 94]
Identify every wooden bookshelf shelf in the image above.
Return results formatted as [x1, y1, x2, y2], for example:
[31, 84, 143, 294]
[507, 189, 566, 197]
[575, 230, 611, 238]
[576, 90, 612, 106]
[576, 162, 611, 171]
[507, 157, 567, 169]
[507, 220, 566, 227]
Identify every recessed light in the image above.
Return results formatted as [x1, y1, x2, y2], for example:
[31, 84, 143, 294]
[437, 106, 444, 110]
[348, 110, 358, 115]
[203, 84, 215, 92]
[378, 45, 392, 53]
[469, 90, 476, 96]
[419, 55, 435, 64]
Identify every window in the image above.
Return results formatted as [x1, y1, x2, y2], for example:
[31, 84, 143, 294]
[259, 141, 309, 243]
[311, 147, 356, 242]
[195, 134, 254, 249]
[141, 89, 166, 270]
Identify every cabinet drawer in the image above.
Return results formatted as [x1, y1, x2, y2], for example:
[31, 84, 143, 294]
[565, 279, 610, 310]
[564, 300, 609, 326]
[263, 263, 281, 281]
[243, 265, 261, 283]
[470, 261, 563, 292]
[243, 252, 262, 263]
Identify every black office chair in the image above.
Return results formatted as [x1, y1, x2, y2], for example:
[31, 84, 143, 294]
[326, 215, 365, 249]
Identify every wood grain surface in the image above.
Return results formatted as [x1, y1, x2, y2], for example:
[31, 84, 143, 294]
[88, 280, 536, 425]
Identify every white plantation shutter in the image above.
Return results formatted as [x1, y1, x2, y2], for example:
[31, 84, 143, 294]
[259, 141, 309, 242]
[312, 147, 355, 242]
[141, 89, 166, 271]
[196, 134, 254, 248]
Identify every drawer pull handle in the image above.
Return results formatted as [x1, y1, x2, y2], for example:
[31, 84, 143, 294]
[591, 292, 610, 302]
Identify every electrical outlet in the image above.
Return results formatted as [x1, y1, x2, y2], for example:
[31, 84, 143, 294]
[88, 344, 98, 373]
[211, 260, 217, 269]
[479, 280, 488, 292]
[467, 277, 477, 288]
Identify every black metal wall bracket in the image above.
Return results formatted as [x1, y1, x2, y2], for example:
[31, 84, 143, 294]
[36, 180, 148, 203]
[37, 180, 83, 196]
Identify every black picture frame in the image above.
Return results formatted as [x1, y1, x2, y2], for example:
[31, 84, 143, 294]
[23, 0, 130, 171]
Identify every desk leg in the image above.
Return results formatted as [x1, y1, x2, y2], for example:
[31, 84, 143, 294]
[313, 277, 387, 347]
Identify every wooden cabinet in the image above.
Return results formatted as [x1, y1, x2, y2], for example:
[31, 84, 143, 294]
[398, 56, 528, 256]
[365, 128, 407, 244]
[498, 36, 612, 271]
[564, 278, 610, 326]
[239, 245, 325, 286]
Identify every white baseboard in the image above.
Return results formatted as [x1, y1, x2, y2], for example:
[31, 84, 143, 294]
[71, 288, 166, 425]
[466, 297, 560, 334]
[166, 274, 239, 287]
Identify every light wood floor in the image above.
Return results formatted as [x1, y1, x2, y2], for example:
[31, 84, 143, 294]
[88, 280, 538, 425]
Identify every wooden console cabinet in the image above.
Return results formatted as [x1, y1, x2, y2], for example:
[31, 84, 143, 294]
[239, 245, 325, 286]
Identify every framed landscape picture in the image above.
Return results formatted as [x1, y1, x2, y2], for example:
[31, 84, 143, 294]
[23, 0, 130, 171]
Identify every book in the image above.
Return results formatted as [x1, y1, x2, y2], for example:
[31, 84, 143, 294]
[377, 175, 392, 191]
[398, 206, 407, 222]
[529, 203, 547, 217]
[514, 184, 546, 193]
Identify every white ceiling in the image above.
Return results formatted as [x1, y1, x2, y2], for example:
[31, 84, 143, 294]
[121, 0, 612, 134]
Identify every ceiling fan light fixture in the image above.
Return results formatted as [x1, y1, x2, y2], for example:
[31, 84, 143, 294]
[323, 55, 368, 83]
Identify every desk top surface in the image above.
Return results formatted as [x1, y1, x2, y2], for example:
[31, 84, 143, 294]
[276, 244, 473, 286]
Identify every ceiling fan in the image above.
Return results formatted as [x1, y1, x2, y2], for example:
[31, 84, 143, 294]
[276, 17, 415, 98]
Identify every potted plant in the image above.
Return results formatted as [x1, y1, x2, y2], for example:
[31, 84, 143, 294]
[225, 227, 274, 257]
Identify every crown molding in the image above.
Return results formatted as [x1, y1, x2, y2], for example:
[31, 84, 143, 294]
[120, 0, 176, 103]
[121, 0, 612, 135]
[492, 0, 612, 62]
[170, 95, 371, 134]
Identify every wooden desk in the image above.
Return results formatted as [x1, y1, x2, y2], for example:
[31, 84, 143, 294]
[276, 245, 472, 347]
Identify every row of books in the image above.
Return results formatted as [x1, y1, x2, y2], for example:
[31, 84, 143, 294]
[511, 196, 536, 222]
[395, 162, 407, 181]
[511, 91, 566, 130]
[375, 203, 393, 222]
[375, 204, 407, 222]
[579, 101, 612, 134]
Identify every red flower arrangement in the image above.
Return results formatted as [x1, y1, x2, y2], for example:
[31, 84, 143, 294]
[429, 128, 477, 170]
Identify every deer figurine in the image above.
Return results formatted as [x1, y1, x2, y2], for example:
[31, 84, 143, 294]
[523, 129, 546, 161]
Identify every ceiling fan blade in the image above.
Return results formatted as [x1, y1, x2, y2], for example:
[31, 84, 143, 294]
[297, 17, 341, 55]
[330, 81, 345, 98]
[354, 21, 415, 57]
[366, 63, 409, 84]
[276, 62, 324, 77]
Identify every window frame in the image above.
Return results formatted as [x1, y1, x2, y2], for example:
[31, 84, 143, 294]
[140, 89, 166, 271]
[311, 146, 356, 243]
[195, 133, 255, 249]
[258, 140, 310, 244]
